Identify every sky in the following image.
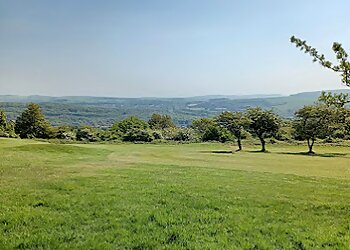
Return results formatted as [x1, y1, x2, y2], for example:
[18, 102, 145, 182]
[1, 0, 350, 97]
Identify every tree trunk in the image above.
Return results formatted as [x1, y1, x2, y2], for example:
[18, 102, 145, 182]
[236, 137, 242, 151]
[307, 138, 315, 154]
[259, 136, 266, 152]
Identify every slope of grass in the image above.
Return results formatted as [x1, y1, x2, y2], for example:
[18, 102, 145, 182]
[1, 139, 350, 249]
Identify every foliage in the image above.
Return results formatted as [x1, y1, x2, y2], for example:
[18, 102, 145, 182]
[1, 90, 350, 128]
[0, 93, 349, 144]
[202, 125, 231, 142]
[161, 128, 198, 142]
[290, 36, 350, 87]
[292, 105, 332, 153]
[148, 113, 175, 129]
[152, 130, 164, 140]
[123, 129, 154, 142]
[191, 118, 216, 134]
[76, 127, 103, 142]
[216, 111, 249, 150]
[246, 107, 280, 152]
[201, 125, 221, 142]
[14, 103, 52, 139]
[111, 116, 149, 134]
[0, 110, 17, 138]
[318, 91, 350, 108]
[110, 117, 153, 142]
[191, 118, 231, 142]
[275, 121, 293, 141]
[0, 109, 6, 131]
[53, 126, 76, 140]
[345, 114, 350, 138]
[317, 92, 350, 139]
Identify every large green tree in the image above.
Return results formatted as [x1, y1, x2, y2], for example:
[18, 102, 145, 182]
[246, 108, 280, 152]
[216, 111, 249, 151]
[290, 36, 350, 87]
[110, 116, 153, 142]
[191, 117, 231, 142]
[191, 118, 215, 135]
[111, 116, 149, 133]
[317, 91, 350, 140]
[292, 105, 332, 154]
[148, 113, 175, 130]
[15, 103, 52, 139]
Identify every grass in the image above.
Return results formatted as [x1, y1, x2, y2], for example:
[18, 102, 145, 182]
[1, 138, 350, 249]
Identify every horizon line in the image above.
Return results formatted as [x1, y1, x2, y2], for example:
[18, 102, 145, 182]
[0, 88, 349, 99]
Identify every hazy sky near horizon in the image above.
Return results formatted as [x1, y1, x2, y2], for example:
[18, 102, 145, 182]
[1, 0, 350, 97]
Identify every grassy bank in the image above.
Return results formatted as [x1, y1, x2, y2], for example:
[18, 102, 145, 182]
[1, 138, 350, 249]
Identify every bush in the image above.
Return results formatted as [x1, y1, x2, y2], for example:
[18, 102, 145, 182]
[109, 116, 152, 142]
[152, 130, 163, 140]
[148, 114, 175, 129]
[123, 129, 154, 142]
[111, 117, 149, 134]
[76, 127, 99, 142]
[162, 128, 198, 142]
[53, 126, 76, 140]
[202, 125, 232, 142]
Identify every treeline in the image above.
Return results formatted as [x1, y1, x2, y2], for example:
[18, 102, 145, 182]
[0, 91, 349, 153]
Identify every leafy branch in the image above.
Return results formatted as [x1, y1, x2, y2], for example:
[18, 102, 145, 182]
[290, 36, 350, 87]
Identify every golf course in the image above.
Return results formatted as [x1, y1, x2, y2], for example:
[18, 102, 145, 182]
[1, 138, 350, 249]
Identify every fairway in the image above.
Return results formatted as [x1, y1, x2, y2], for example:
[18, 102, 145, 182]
[1, 139, 350, 249]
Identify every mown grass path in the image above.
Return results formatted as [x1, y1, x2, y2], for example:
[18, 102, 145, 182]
[1, 139, 350, 249]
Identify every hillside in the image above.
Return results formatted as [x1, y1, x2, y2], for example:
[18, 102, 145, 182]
[0, 89, 349, 127]
[2, 139, 350, 248]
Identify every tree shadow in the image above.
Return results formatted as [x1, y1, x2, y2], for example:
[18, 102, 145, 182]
[277, 152, 348, 158]
[200, 150, 233, 154]
[247, 150, 270, 153]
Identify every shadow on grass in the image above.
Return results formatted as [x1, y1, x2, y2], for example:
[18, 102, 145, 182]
[277, 152, 348, 158]
[200, 150, 233, 154]
[200, 149, 348, 158]
[247, 150, 270, 153]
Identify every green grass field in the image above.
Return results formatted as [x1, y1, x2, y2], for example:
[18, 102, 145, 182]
[1, 138, 350, 249]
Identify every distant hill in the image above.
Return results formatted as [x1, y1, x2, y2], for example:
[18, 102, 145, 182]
[1, 89, 349, 127]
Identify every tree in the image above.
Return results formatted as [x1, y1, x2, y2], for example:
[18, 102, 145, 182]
[345, 114, 350, 138]
[191, 118, 231, 142]
[202, 125, 222, 142]
[317, 92, 350, 140]
[110, 116, 152, 142]
[216, 111, 249, 151]
[15, 103, 52, 139]
[76, 127, 101, 142]
[191, 118, 216, 134]
[148, 113, 175, 130]
[246, 108, 280, 152]
[111, 116, 149, 133]
[290, 36, 350, 87]
[0, 110, 17, 138]
[292, 105, 332, 154]
[318, 91, 350, 108]
[53, 126, 76, 140]
[0, 109, 7, 131]
[172, 128, 197, 142]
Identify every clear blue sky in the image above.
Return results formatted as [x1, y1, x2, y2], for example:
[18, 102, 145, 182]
[1, 0, 349, 97]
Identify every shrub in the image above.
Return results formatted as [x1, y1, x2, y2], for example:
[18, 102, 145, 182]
[123, 129, 154, 142]
[76, 127, 99, 142]
[53, 126, 76, 140]
[162, 128, 198, 142]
